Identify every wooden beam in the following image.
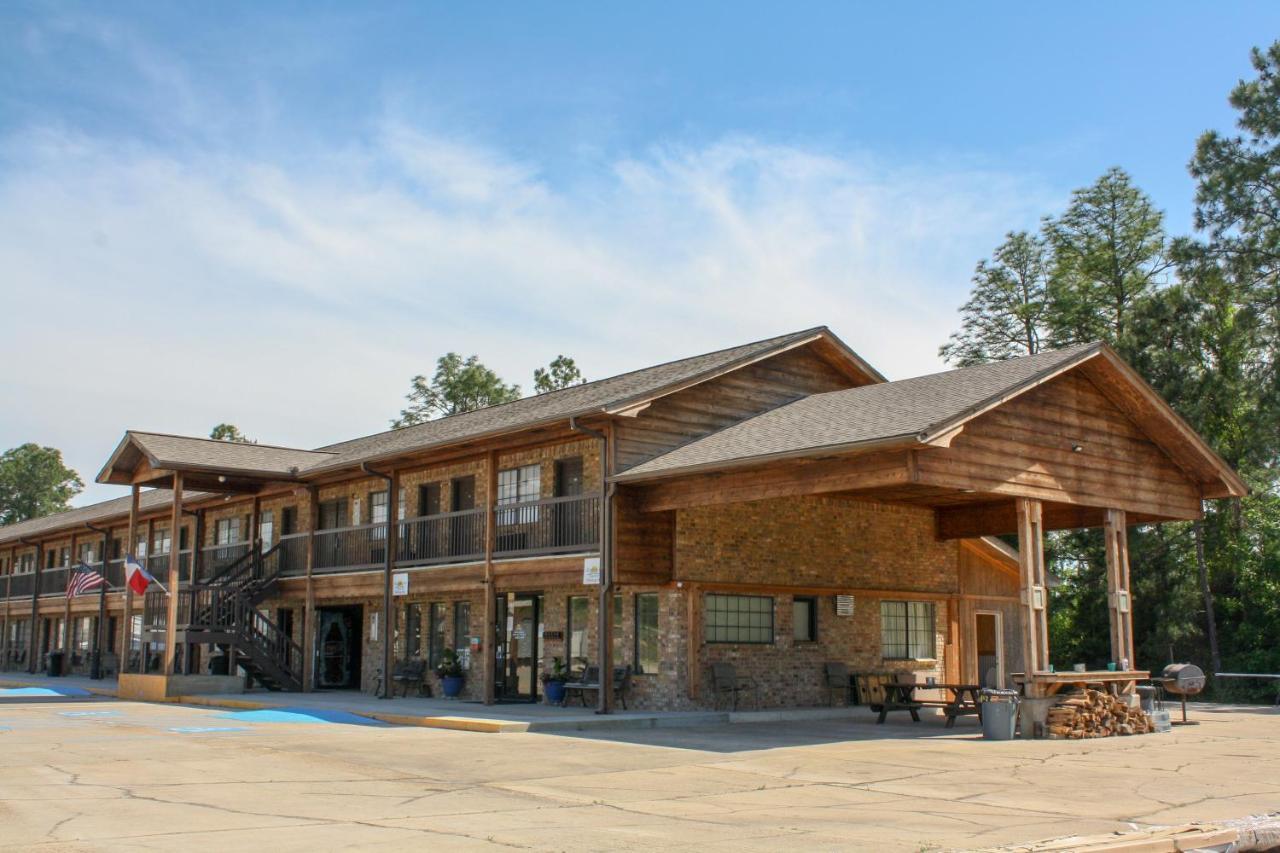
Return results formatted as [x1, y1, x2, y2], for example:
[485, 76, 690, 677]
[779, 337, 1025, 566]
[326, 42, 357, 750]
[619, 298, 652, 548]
[482, 450, 497, 705]
[632, 450, 913, 513]
[936, 500, 1166, 540]
[1104, 508, 1136, 669]
[303, 485, 318, 691]
[163, 473, 183, 676]
[1015, 498, 1050, 695]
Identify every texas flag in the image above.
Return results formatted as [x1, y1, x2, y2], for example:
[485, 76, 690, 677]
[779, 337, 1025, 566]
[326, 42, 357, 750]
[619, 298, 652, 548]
[124, 555, 163, 596]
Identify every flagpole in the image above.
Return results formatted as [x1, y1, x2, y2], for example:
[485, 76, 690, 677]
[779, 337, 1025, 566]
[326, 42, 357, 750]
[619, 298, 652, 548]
[87, 524, 110, 681]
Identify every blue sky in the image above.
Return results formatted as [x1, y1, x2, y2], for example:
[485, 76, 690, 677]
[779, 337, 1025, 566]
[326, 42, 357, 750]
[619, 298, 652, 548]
[1, 3, 1276, 504]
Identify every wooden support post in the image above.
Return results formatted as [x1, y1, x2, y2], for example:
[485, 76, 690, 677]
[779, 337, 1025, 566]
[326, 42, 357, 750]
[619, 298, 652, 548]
[482, 450, 497, 705]
[2, 547, 12, 670]
[303, 486, 318, 691]
[378, 468, 399, 700]
[1015, 498, 1050, 695]
[63, 533, 74, 673]
[163, 473, 184, 676]
[28, 542, 42, 673]
[122, 486, 139, 674]
[1104, 508, 1135, 669]
[945, 595, 962, 685]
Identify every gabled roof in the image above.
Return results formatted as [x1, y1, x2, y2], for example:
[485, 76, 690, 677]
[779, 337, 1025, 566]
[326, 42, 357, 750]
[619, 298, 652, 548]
[613, 342, 1248, 500]
[303, 326, 880, 474]
[98, 432, 334, 485]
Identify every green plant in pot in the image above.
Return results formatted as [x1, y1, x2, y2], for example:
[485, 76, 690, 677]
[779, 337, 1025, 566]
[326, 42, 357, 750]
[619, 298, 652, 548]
[541, 656, 569, 704]
[436, 648, 465, 698]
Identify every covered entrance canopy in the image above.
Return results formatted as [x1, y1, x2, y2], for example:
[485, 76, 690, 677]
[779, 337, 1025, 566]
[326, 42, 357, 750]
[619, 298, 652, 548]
[613, 342, 1247, 698]
[96, 432, 333, 680]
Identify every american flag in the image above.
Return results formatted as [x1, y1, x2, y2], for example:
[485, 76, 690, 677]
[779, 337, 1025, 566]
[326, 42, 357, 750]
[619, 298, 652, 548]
[67, 563, 107, 597]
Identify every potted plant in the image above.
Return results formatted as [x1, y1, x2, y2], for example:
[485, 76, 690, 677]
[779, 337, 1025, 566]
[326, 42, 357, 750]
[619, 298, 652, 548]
[435, 648, 465, 698]
[541, 656, 569, 705]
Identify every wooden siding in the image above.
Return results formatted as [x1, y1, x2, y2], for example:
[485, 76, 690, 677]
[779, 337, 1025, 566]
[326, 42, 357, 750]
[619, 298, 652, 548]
[614, 490, 674, 584]
[613, 344, 858, 472]
[916, 372, 1203, 520]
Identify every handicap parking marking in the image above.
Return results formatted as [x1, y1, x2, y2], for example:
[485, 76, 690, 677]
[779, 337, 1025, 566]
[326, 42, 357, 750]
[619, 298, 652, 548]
[169, 726, 251, 734]
[0, 686, 94, 698]
[216, 707, 388, 727]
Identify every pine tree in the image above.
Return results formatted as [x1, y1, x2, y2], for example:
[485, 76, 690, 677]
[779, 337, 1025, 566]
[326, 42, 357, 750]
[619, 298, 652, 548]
[939, 231, 1050, 366]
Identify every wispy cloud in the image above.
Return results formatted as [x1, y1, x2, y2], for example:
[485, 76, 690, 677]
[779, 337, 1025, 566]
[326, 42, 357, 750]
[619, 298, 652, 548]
[0, 14, 1061, 505]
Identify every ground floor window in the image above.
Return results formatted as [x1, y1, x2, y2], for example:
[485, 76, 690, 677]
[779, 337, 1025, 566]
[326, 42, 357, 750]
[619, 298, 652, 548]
[73, 617, 92, 654]
[611, 594, 623, 664]
[567, 595, 588, 671]
[404, 603, 422, 658]
[129, 615, 143, 652]
[880, 600, 936, 660]
[453, 602, 470, 656]
[634, 593, 659, 674]
[793, 596, 817, 642]
[705, 594, 773, 644]
[428, 602, 448, 666]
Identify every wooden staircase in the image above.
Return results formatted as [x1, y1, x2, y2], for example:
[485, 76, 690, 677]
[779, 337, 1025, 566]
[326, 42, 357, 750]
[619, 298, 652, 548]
[145, 542, 304, 692]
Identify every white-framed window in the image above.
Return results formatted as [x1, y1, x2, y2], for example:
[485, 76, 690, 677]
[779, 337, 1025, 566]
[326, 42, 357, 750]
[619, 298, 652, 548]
[497, 464, 541, 524]
[214, 518, 242, 546]
[880, 600, 936, 660]
[259, 510, 275, 552]
[370, 491, 389, 541]
[79, 542, 97, 565]
[705, 594, 773, 644]
[153, 528, 172, 556]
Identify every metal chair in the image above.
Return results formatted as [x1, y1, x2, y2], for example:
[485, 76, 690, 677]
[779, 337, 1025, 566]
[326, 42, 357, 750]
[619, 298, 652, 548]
[824, 662, 850, 706]
[711, 662, 759, 710]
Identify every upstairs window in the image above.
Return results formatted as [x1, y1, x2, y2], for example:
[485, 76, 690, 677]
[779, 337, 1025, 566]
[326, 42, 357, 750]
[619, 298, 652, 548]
[497, 464, 540, 524]
[214, 518, 241, 546]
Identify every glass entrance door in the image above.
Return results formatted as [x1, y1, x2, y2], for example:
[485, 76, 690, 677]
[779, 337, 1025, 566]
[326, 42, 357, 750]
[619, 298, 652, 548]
[497, 593, 543, 701]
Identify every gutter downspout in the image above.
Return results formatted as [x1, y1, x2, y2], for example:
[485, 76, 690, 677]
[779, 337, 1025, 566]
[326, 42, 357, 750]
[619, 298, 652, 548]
[85, 524, 112, 680]
[570, 417, 616, 715]
[362, 462, 397, 700]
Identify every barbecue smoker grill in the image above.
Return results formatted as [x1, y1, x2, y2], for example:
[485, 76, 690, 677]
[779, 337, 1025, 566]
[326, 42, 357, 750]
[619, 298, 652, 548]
[1159, 663, 1206, 725]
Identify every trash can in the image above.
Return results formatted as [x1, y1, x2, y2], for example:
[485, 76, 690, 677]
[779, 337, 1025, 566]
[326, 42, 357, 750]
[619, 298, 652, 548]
[979, 688, 1020, 740]
[46, 651, 64, 678]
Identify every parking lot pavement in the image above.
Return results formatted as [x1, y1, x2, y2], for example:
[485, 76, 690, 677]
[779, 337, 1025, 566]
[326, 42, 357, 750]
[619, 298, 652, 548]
[0, 696, 1277, 851]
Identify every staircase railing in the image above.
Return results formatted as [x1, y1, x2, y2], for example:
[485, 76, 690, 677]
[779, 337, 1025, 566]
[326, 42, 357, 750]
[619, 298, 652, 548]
[236, 604, 304, 688]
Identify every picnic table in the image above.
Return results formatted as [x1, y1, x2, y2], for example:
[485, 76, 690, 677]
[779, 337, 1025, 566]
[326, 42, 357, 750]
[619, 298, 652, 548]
[870, 681, 983, 726]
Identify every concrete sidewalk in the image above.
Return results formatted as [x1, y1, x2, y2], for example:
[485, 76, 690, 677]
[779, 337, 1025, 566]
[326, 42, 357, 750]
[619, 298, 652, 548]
[0, 671, 914, 733]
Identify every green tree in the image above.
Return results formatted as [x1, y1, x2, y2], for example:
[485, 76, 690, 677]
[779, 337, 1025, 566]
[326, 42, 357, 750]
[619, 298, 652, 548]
[209, 424, 254, 443]
[0, 444, 83, 525]
[533, 355, 587, 394]
[1044, 167, 1172, 355]
[393, 353, 521, 427]
[939, 230, 1050, 366]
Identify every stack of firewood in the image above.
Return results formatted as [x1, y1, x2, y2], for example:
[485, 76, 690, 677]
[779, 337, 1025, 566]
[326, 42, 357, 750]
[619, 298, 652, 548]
[1045, 688, 1154, 739]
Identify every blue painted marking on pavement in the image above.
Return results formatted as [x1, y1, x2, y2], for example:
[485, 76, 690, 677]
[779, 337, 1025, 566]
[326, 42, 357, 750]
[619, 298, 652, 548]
[0, 686, 93, 697]
[169, 726, 251, 734]
[59, 710, 120, 717]
[215, 707, 388, 726]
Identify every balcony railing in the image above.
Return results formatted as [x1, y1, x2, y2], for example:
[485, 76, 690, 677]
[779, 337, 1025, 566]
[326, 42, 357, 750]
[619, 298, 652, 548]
[201, 542, 251, 579]
[40, 566, 69, 597]
[397, 508, 485, 566]
[278, 533, 308, 577]
[1, 494, 603, 600]
[6, 572, 34, 599]
[494, 493, 600, 558]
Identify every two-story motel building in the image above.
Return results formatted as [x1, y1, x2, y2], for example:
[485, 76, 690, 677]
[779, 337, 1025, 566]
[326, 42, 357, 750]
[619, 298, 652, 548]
[0, 328, 1245, 711]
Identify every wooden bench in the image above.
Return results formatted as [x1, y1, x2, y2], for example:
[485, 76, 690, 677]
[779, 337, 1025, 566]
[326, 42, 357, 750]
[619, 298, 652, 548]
[562, 665, 631, 709]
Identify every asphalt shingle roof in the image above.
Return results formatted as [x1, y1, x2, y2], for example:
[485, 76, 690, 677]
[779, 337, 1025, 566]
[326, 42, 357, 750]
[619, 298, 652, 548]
[128, 433, 335, 476]
[0, 328, 839, 545]
[614, 343, 1102, 481]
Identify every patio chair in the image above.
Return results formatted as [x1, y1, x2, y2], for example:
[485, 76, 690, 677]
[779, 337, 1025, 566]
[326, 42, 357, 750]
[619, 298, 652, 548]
[391, 659, 429, 697]
[710, 662, 759, 710]
[823, 662, 850, 706]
